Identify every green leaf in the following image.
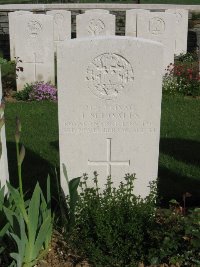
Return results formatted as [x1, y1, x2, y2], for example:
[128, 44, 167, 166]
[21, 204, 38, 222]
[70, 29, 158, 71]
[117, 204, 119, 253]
[6, 183, 28, 224]
[26, 183, 41, 262]
[62, 164, 69, 185]
[0, 186, 5, 210]
[46, 175, 51, 210]
[10, 252, 21, 267]
[3, 206, 15, 228]
[32, 215, 52, 259]
[0, 222, 10, 238]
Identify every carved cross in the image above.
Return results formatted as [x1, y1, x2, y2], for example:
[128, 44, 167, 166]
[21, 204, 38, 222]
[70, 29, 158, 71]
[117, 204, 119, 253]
[24, 52, 43, 82]
[88, 138, 130, 176]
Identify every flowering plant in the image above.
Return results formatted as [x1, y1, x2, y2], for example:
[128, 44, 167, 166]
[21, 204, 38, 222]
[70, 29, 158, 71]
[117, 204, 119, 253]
[163, 61, 200, 97]
[29, 81, 57, 101]
[15, 81, 57, 101]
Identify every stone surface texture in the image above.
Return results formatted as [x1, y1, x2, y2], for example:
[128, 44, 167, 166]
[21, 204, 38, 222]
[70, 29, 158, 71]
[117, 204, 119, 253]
[125, 9, 149, 37]
[137, 11, 176, 71]
[76, 13, 115, 37]
[57, 36, 163, 197]
[0, 67, 9, 187]
[166, 9, 188, 55]
[8, 10, 32, 60]
[46, 10, 71, 52]
[15, 14, 54, 91]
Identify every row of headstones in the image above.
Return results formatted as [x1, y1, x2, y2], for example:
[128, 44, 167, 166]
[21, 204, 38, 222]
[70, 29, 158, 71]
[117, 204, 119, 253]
[9, 8, 188, 91]
[1, 35, 164, 197]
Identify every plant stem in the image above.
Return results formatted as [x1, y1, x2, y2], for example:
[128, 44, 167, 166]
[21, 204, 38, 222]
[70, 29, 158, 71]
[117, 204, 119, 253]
[16, 140, 23, 198]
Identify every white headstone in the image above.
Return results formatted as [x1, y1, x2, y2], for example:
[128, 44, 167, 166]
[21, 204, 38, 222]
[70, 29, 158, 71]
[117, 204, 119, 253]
[76, 13, 115, 38]
[125, 9, 149, 37]
[8, 11, 32, 61]
[0, 66, 9, 188]
[166, 9, 188, 55]
[15, 14, 55, 91]
[46, 10, 71, 52]
[57, 36, 163, 197]
[137, 11, 176, 71]
[85, 9, 110, 14]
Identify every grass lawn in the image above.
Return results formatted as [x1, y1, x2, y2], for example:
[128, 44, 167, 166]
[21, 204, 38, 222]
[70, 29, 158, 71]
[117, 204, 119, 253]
[4, 95, 200, 206]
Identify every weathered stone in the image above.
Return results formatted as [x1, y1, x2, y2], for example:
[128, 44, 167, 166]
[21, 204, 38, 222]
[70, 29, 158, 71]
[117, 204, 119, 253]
[8, 11, 33, 60]
[57, 36, 163, 197]
[137, 10, 176, 71]
[76, 12, 115, 37]
[46, 10, 71, 52]
[166, 9, 188, 55]
[15, 14, 54, 91]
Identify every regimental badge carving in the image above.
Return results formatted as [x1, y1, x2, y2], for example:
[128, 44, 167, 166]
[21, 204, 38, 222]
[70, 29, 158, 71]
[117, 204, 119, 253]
[54, 13, 64, 25]
[27, 20, 42, 38]
[86, 53, 134, 100]
[87, 19, 105, 35]
[149, 17, 165, 35]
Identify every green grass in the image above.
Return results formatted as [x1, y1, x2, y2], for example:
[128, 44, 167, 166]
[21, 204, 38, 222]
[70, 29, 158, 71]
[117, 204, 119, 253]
[5, 101, 59, 198]
[4, 95, 200, 206]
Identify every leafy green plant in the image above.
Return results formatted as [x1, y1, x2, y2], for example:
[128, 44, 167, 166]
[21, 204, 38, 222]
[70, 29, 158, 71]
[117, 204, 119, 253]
[69, 173, 157, 267]
[2, 118, 53, 267]
[0, 57, 16, 95]
[4, 180, 52, 267]
[175, 52, 198, 63]
[55, 164, 81, 233]
[0, 185, 10, 255]
[14, 84, 33, 101]
[0, 101, 5, 158]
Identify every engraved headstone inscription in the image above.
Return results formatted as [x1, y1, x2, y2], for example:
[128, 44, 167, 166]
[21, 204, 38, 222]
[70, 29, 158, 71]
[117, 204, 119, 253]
[8, 11, 32, 61]
[166, 9, 188, 55]
[47, 10, 71, 52]
[137, 11, 176, 71]
[76, 13, 115, 38]
[0, 66, 9, 187]
[15, 14, 54, 91]
[57, 36, 163, 197]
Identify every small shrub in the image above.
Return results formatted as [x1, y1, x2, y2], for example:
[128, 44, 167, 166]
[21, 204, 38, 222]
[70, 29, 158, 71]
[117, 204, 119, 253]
[69, 173, 157, 266]
[175, 52, 198, 63]
[15, 83, 33, 101]
[0, 57, 16, 95]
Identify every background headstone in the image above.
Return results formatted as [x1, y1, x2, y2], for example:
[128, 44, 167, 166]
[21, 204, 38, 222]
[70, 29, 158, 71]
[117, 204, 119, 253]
[0, 66, 9, 188]
[46, 10, 71, 52]
[137, 11, 176, 71]
[76, 13, 115, 38]
[57, 36, 163, 197]
[166, 9, 188, 55]
[125, 9, 149, 37]
[8, 11, 32, 61]
[15, 14, 54, 91]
